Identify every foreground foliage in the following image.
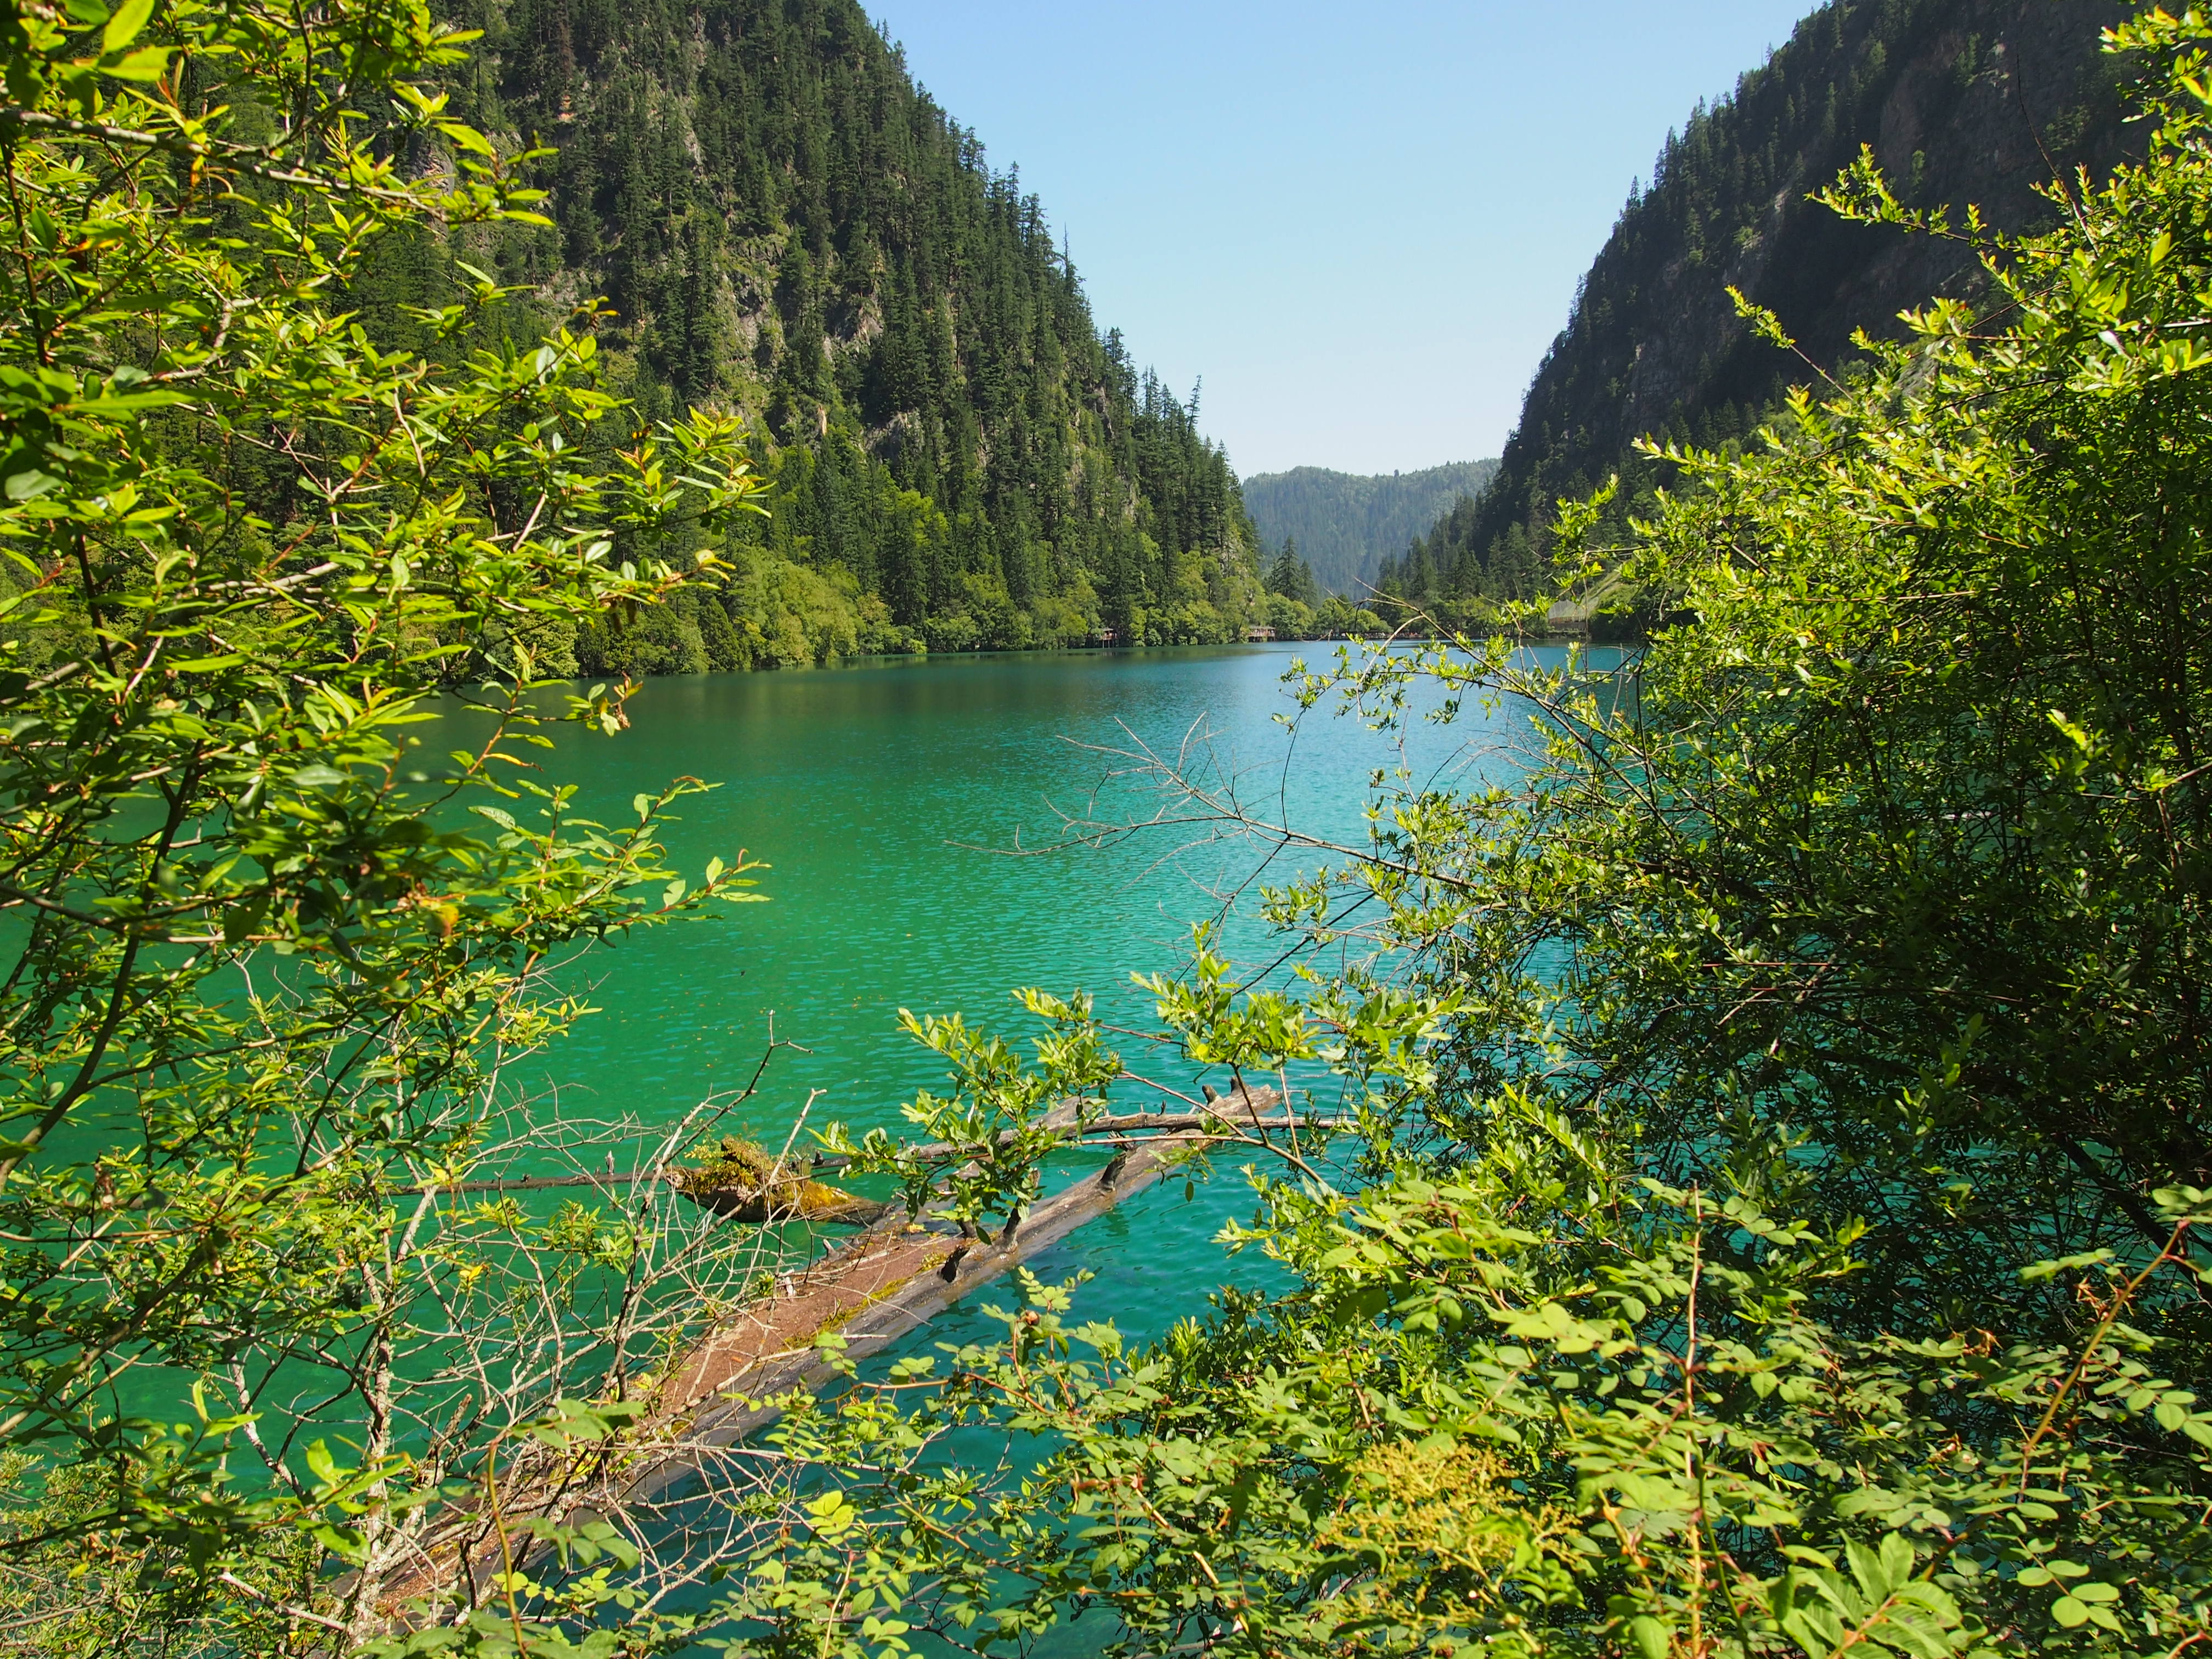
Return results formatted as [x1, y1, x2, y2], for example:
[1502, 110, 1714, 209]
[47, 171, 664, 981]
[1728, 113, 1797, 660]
[12, 1, 2212, 1656]
[0, 0, 794, 1649]
[684, 12, 2212, 1658]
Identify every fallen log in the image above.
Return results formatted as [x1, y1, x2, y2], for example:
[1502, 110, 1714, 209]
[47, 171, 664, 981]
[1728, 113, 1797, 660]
[627, 1085, 1302, 1493]
[426, 1102, 1338, 1199]
[373, 1085, 1321, 1620]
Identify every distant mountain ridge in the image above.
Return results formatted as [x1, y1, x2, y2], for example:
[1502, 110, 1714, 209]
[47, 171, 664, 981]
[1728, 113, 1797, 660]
[1384, 0, 2136, 617]
[1243, 461, 1500, 596]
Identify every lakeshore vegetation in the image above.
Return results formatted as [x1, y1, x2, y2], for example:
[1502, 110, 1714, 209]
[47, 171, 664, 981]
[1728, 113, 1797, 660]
[3, 2, 2212, 1659]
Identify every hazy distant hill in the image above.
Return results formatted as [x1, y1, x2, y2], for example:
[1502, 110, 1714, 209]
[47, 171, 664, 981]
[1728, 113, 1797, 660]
[1242, 461, 1500, 596]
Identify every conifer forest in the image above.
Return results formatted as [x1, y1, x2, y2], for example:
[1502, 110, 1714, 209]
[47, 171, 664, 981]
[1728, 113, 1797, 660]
[369, 0, 1271, 670]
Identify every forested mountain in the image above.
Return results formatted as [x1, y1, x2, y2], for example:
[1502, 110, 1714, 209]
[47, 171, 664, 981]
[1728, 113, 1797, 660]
[401, 0, 1264, 671]
[1380, 0, 2137, 623]
[1242, 460, 1498, 596]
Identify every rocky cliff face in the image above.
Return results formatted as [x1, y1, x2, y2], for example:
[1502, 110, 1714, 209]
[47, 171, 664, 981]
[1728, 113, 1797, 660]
[1430, 0, 2136, 584]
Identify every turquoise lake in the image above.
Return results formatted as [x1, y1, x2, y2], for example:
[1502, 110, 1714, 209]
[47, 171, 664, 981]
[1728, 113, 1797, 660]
[523, 641, 1587, 1351]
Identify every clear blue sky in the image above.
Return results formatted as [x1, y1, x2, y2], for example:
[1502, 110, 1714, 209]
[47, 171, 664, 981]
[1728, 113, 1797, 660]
[866, 1, 1818, 479]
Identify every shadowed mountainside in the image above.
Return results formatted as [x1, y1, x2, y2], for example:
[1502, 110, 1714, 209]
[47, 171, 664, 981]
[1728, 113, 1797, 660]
[1243, 461, 1499, 597]
[1385, 0, 2136, 618]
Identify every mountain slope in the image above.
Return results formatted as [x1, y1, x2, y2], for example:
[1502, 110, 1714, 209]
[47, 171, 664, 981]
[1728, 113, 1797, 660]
[1384, 0, 2136, 616]
[1243, 461, 1499, 597]
[415, 0, 1261, 668]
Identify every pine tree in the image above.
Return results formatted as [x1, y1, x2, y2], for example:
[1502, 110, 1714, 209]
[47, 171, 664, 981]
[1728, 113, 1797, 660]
[410, 0, 1269, 668]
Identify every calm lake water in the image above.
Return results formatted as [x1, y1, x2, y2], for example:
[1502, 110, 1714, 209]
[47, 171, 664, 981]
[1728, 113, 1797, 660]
[524, 641, 1584, 1350]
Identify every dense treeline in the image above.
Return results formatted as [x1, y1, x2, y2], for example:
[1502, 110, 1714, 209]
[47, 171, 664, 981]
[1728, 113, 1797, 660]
[1255, 538, 1387, 641]
[1379, 0, 2133, 624]
[399, 0, 1270, 669]
[1241, 460, 1498, 597]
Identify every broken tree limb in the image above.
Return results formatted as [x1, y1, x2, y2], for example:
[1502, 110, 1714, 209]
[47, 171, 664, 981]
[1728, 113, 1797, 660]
[424, 1094, 1342, 1198]
[373, 1086, 1322, 1622]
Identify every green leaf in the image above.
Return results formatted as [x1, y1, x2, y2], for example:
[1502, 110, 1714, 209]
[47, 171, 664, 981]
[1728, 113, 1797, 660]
[2052, 1596, 2091, 1628]
[435, 121, 497, 157]
[2046, 707, 2098, 753]
[70, 391, 186, 415]
[101, 44, 167, 80]
[1782, 1607, 1846, 1658]
[1627, 1616, 1671, 1659]
[2022, 1249, 2113, 1283]
[1877, 1615, 1958, 1659]
[100, 0, 153, 54]
[1866, 1533, 1915, 1598]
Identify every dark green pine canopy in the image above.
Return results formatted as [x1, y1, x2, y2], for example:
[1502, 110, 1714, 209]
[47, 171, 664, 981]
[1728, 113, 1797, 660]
[369, 0, 1269, 668]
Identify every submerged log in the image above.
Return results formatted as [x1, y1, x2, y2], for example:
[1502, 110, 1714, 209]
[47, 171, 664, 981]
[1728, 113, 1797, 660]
[642, 1084, 1301, 1469]
[682, 1179, 893, 1227]
[373, 1086, 1307, 1624]
[672, 1137, 890, 1227]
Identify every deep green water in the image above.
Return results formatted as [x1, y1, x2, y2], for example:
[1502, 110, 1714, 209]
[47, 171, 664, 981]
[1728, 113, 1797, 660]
[526, 642, 1577, 1349]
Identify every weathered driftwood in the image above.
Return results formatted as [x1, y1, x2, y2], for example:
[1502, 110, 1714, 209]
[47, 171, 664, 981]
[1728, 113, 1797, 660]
[625, 1085, 1306, 1492]
[376, 1085, 1323, 1620]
